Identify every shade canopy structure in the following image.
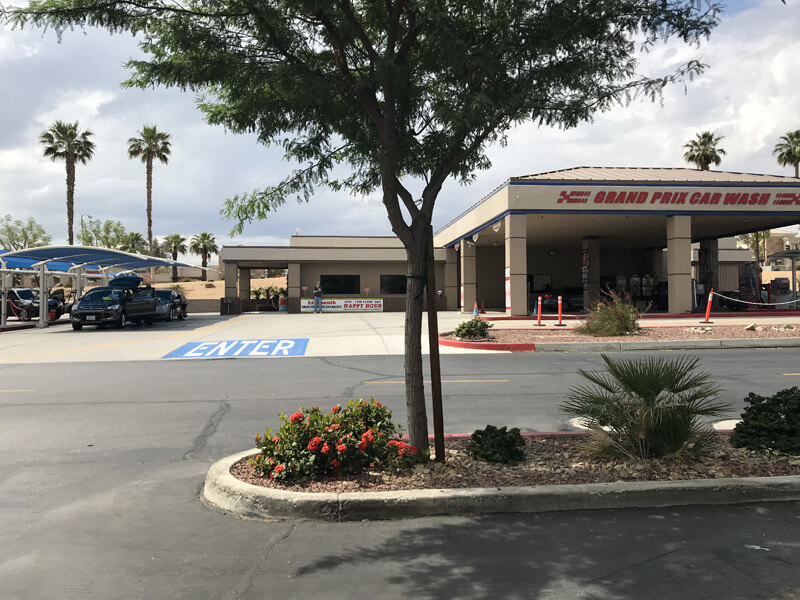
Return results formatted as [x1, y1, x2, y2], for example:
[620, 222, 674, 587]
[0, 246, 195, 329]
[0, 246, 190, 271]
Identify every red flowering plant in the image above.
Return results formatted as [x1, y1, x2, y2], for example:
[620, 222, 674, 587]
[250, 399, 426, 482]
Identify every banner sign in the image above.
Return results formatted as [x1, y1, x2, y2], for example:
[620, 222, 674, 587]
[555, 189, 800, 208]
[581, 249, 590, 290]
[300, 298, 383, 312]
[164, 338, 309, 359]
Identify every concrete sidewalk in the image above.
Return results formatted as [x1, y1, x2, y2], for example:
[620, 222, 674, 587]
[0, 310, 798, 364]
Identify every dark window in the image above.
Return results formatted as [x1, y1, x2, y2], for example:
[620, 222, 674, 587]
[131, 289, 154, 301]
[380, 275, 406, 294]
[320, 275, 360, 295]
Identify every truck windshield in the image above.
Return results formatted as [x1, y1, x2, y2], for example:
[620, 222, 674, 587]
[83, 289, 124, 304]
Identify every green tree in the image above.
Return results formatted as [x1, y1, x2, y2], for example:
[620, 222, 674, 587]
[164, 233, 187, 282]
[6, 0, 722, 449]
[119, 231, 147, 254]
[0, 214, 51, 250]
[77, 216, 128, 249]
[127, 125, 172, 254]
[683, 131, 726, 171]
[38, 120, 95, 244]
[738, 230, 771, 264]
[189, 232, 218, 282]
[773, 130, 800, 178]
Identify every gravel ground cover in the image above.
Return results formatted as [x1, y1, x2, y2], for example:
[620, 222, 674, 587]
[231, 435, 800, 494]
[443, 324, 800, 344]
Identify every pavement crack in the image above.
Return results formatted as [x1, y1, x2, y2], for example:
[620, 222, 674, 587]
[586, 546, 682, 584]
[226, 522, 298, 600]
[183, 399, 230, 460]
[360, 317, 391, 354]
[316, 357, 397, 379]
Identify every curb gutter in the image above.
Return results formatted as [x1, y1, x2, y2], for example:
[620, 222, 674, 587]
[203, 449, 800, 522]
[439, 332, 800, 353]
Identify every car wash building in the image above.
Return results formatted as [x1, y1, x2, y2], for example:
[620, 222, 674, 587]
[221, 167, 800, 314]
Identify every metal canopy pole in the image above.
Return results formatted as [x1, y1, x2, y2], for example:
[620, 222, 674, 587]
[1, 260, 7, 329]
[36, 263, 49, 328]
[793, 256, 798, 309]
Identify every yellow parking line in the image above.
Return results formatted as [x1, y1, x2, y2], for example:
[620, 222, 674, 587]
[0, 316, 247, 362]
[783, 373, 800, 376]
[364, 379, 509, 384]
[0, 389, 33, 392]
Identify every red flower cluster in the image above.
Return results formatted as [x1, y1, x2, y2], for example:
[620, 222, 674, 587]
[330, 459, 341, 469]
[289, 411, 305, 423]
[270, 464, 286, 479]
[358, 429, 376, 452]
[329, 423, 340, 430]
[272, 437, 280, 445]
[388, 439, 419, 456]
[307, 436, 322, 451]
[336, 443, 347, 453]
[331, 405, 341, 414]
[321, 442, 331, 454]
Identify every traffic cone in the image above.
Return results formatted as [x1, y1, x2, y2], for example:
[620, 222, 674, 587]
[473, 301, 479, 317]
[480, 300, 486, 314]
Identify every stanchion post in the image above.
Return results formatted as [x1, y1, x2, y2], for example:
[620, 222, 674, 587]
[554, 295, 566, 326]
[534, 295, 545, 327]
[701, 288, 714, 324]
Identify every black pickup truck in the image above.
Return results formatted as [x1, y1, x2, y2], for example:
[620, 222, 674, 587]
[70, 275, 158, 330]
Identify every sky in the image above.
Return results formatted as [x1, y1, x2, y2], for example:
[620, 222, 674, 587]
[0, 0, 798, 265]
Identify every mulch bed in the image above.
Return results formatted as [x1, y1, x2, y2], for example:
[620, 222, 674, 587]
[443, 324, 800, 344]
[230, 435, 800, 494]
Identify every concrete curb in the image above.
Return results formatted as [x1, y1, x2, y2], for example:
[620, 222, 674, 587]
[438, 333, 800, 353]
[203, 449, 800, 522]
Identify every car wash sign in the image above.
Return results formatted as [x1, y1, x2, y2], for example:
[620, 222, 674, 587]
[553, 188, 800, 210]
[163, 338, 309, 359]
[300, 298, 383, 312]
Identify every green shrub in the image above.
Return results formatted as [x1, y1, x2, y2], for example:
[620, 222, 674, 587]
[561, 354, 730, 460]
[453, 317, 493, 339]
[169, 284, 184, 295]
[250, 399, 426, 481]
[575, 290, 642, 337]
[465, 425, 526, 464]
[730, 387, 800, 454]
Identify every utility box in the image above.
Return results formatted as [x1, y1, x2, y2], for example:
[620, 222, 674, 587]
[220, 297, 242, 315]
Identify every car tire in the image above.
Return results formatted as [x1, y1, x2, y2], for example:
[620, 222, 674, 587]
[71, 322, 82, 331]
[177, 307, 185, 320]
[19, 309, 31, 322]
[115, 312, 126, 329]
[165, 307, 173, 322]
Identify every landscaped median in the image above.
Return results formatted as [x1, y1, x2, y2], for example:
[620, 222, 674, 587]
[203, 445, 800, 522]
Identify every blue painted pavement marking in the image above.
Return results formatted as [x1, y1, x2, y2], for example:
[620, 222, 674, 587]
[163, 338, 309, 359]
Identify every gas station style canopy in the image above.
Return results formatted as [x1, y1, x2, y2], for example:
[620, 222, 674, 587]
[0, 246, 195, 329]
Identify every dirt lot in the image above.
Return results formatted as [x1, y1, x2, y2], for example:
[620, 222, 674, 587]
[152, 276, 286, 299]
[444, 324, 800, 344]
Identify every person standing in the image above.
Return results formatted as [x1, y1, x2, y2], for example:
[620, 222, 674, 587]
[313, 281, 323, 313]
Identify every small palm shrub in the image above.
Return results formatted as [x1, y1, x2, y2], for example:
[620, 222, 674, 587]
[169, 284, 184, 294]
[575, 290, 642, 337]
[465, 425, 526, 464]
[454, 317, 493, 339]
[730, 387, 800, 454]
[251, 399, 425, 481]
[561, 354, 730, 460]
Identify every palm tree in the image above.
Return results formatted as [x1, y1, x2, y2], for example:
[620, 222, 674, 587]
[127, 125, 172, 253]
[39, 120, 96, 244]
[164, 233, 187, 282]
[119, 231, 147, 254]
[773, 130, 800, 178]
[683, 131, 726, 171]
[189, 232, 219, 281]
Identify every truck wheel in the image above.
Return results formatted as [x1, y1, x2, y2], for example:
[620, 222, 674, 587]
[72, 322, 82, 331]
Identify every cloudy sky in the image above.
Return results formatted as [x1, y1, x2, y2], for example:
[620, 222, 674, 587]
[0, 0, 798, 265]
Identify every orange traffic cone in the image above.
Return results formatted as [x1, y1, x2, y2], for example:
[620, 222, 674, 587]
[480, 300, 486, 314]
[473, 301, 479, 317]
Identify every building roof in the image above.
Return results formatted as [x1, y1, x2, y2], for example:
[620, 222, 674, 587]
[514, 167, 798, 183]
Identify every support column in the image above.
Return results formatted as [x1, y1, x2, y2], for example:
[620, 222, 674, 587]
[224, 262, 238, 299]
[699, 238, 720, 308]
[666, 215, 693, 314]
[444, 248, 458, 310]
[238, 267, 251, 299]
[582, 237, 601, 309]
[505, 213, 528, 316]
[36, 264, 49, 329]
[287, 263, 301, 298]
[1, 265, 7, 329]
[460, 241, 476, 313]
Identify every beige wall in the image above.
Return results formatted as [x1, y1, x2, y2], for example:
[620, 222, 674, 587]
[476, 246, 504, 309]
[297, 261, 446, 298]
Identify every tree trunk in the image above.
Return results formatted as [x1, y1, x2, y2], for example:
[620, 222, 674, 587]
[201, 253, 208, 281]
[404, 233, 429, 451]
[146, 157, 153, 252]
[795, 162, 798, 179]
[171, 250, 178, 283]
[66, 158, 75, 245]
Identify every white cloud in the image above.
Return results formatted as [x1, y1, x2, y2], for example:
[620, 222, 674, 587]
[0, 0, 798, 261]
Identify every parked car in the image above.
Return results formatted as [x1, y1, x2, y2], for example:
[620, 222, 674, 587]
[70, 275, 158, 330]
[154, 289, 188, 321]
[541, 288, 585, 312]
[3, 287, 64, 321]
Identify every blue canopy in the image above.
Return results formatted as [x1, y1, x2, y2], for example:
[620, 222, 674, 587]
[0, 246, 191, 272]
